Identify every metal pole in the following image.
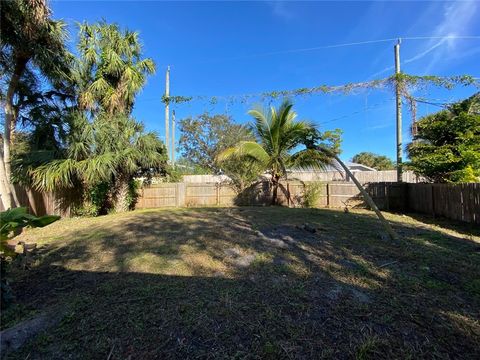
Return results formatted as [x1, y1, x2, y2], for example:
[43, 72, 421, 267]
[165, 66, 170, 161]
[394, 40, 402, 182]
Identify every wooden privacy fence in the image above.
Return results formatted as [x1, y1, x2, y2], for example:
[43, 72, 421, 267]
[0, 185, 71, 217]
[136, 181, 480, 225]
[136, 182, 368, 209]
[4, 181, 479, 225]
[136, 181, 395, 209]
[406, 183, 480, 224]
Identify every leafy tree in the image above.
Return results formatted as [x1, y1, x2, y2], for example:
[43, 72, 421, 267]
[219, 100, 335, 204]
[178, 113, 254, 172]
[0, 0, 71, 209]
[407, 93, 480, 183]
[32, 113, 167, 212]
[218, 156, 263, 193]
[351, 152, 395, 170]
[174, 157, 211, 175]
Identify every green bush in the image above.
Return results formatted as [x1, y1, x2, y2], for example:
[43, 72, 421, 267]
[72, 182, 111, 217]
[303, 182, 323, 208]
[126, 179, 141, 210]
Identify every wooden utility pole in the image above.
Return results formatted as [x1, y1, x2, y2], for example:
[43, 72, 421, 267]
[171, 110, 176, 165]
[165, 66, 170, 161]
[394, 40, 403, 182]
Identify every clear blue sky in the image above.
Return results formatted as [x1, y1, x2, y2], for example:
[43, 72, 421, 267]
[51, 0, 480, 162]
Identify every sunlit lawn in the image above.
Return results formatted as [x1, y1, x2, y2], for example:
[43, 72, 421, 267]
[3, 207, 480, 359]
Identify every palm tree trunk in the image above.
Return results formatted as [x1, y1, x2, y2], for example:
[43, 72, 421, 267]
[3, 56, 28, 208]
[331, 153, 397, 241]
[271, 175, 280, 206]
[114, 175, 130, 213]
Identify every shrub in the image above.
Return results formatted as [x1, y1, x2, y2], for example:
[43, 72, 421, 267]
[303, 182, 323, 208]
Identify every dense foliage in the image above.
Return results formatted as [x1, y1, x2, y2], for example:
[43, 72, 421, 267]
[407, 93, 480, 183]
[178, 113, 253, 173]
[351, 152, 395, 170]
[32, 113, 167, 213]
[1, 2, 166, 214]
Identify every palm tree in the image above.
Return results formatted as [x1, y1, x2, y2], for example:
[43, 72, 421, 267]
[28, 21, 159, 213]
[219, 100, 328, 204]
[31, 113, 167, 212]
[73, 21, 155, 116]
[1, 0, 71, 209]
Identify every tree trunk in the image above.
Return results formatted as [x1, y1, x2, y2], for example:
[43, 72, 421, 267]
[0, 151, 12, 209]
[271, 175, 280, 206]
[114, 175, 131, 213]
[3, 56, 28, 209]
[331, 153, 398, 241]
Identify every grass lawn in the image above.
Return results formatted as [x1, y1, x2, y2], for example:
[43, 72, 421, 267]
[2, 207, 480, 359]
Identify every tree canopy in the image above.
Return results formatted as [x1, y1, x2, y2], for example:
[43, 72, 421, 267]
[351, 152, 395, 170]
[73, 21, 155, 115]
[178, 113, 253, 173]
[407, 93, 480, 183]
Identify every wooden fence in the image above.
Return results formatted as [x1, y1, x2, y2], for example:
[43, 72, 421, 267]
[0, 185, 71, 217]
[3, 182, 479, 225]
[406, 183, 480, 224]
[136, 182, 363, 209]
[136, 181, 480, 225]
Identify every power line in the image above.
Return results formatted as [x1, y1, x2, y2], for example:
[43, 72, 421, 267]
[158, 35, 480, 67]
[318, 99, 394, 126]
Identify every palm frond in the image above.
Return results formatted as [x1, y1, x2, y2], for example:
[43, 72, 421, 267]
[217, 141, 269, 165]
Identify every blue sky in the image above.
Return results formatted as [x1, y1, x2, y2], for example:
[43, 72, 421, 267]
[51, 0, 480, 162]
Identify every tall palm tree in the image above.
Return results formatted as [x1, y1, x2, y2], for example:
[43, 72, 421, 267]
[73, 21, 155, 116]
[31, 113, 167, 212]
[1, 0, 71, 209]
[219, 100, 328, 204]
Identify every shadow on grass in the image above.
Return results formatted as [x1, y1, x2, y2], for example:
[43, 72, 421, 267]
[3, 207, 480, 359]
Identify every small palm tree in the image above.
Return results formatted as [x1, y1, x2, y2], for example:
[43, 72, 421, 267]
[219, 100, 328, 204]
[32, 113, 167, 212]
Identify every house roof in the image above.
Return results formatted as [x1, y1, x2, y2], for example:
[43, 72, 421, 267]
[287, 161, 376, 173]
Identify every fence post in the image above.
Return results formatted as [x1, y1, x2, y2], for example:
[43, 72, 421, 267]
[326, 183, 330, 208]
[216, 183, 220, 206]
[431, 184, 435, 218]
[385, 183, 389, 211]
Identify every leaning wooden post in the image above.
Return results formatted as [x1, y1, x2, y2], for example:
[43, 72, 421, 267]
[318, 147, 398, 241]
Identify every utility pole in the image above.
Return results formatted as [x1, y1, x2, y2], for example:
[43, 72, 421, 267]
[171, 110, 176, 166]
[165, 66, 170, 161]
[394, 39, 403, 182]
